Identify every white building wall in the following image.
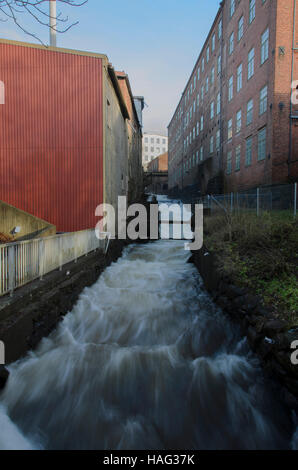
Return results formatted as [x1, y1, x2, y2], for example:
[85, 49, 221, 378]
[142, 133, 168, 169]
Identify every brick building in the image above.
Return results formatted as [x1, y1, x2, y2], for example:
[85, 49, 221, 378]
[145, 152, 168, 193]
[168, 0, 298, 194]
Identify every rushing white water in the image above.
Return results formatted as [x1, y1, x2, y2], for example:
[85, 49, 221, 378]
[0, 226, 296, 449]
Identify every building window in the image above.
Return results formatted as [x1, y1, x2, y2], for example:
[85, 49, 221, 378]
[151, 138, 154, 143]
[230, 0, 235, 18]
[197, 93, 200, 107]
[217, 54, 221, 74]
[229, 32, 234, 55]
[249, 0, 256, 24]
[145, 137, 148, 143]
[196, 121, 199, 136]
[248, 48, 255, 80]
[247, 98, 253, 125]
[210, 135, 214, 154]
[259, 85, 268, 115]
[194, 75, 196, 90]
[162, 139, 166, 144]
[156, 138, 160, 144]
[245, 136, 253, 166]
[236, 110, 242, 133]
[237, 63, 243, 92]
[258, 127, 266, 160]
[206, 46, 210, 63]
[197, 67, 200, 81]
[205, 77, 209, 94]
[145, 146, 148, 152]
[193, 100, 196, 114]
[261, 28, 269, 64]
[228, 76, 233, 101]
[212, 33, 216, 52]
[211, 67, 215, 84]
[238, 16, 244, 41]
[227, 151, 232, 174]
[151, 146, 154, 152]
[228, 118, 233, 141]
[200, 115, 204, 131]
[218, 19, 222, 39]
[196, 151, 199, 164]
[201, 85, 204, 101]
[210, 101, 214, 119]
[216, 129, 220, 150]
[235, 145, 241, 171]
[216, 92, 221, 115]
[202, 57, 205, 72]
[200, 146, 204, 161]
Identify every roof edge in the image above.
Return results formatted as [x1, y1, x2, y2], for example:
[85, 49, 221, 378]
[0, 38, 108, 61]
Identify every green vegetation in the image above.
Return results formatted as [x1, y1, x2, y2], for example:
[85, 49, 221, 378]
[204, 210, 298, 326]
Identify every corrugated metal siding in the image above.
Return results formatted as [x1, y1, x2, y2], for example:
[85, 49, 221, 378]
[0, 43, 103, 232]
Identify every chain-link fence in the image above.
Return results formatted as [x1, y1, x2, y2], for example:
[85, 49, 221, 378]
[199, 183, 297, 218]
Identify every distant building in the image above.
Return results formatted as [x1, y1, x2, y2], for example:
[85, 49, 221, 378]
[168, 0, 298, 194]
[142, 132, 168, 169]
[147, 152, 168, 172]
[145, 152, 168, 194]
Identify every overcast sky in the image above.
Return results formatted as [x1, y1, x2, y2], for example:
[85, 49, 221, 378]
[0, 0, 221, 135]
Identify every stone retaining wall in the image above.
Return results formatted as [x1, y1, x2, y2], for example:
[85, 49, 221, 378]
[190, 245, 298, 411]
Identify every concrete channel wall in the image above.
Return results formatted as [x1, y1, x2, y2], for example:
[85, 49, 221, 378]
[0, 239, 127, 365]
[190, 245, 298, 412]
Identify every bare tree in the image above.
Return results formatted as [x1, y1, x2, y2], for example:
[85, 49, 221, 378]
[0, 0, 88, 44]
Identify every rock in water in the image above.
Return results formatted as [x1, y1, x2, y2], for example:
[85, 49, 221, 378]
[0, 366, 9, 390]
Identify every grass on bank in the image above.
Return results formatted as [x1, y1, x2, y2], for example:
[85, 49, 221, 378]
[204, 210, 298, 327]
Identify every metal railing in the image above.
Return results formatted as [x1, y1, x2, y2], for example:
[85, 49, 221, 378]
[0, 229, 110, 297]
[200, 183, 298, 218]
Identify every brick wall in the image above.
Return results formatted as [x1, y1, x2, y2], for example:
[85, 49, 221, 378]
[168, 0, 298, 195]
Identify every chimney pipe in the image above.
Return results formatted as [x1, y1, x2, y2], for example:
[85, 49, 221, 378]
[49, 0, 57, 47]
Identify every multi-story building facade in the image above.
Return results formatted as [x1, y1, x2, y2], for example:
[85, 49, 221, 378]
[168, 0, 298, 194]
[142, 133, 168, 169]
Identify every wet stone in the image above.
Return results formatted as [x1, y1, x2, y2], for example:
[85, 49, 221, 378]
[263, 319, 288, 337]
[0, 366, 9, 390]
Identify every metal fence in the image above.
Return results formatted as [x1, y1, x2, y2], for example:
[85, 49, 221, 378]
[200, 183, 297, 217]
[0, 229, 110, 297]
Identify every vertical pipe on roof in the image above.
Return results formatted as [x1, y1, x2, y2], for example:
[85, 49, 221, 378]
[49, 0, 57, 47]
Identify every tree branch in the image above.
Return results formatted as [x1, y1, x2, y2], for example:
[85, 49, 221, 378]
[0, 0, 88, 45]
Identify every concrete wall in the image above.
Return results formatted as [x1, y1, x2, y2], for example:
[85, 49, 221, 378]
[117, 73, 143, 204]
[103, 66, 129, 215]
[0, 200, 56, 242]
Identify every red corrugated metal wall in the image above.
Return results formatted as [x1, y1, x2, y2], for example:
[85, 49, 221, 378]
[0, 42, 103, 232]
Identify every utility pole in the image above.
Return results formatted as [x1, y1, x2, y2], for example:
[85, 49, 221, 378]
[49, 0, 57, 47]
